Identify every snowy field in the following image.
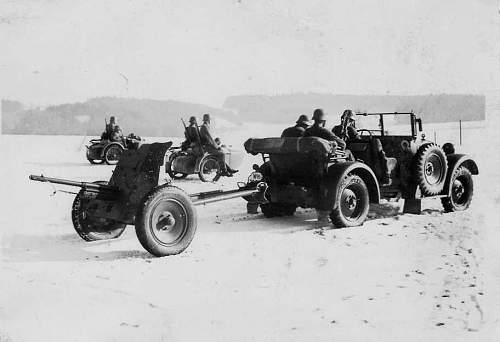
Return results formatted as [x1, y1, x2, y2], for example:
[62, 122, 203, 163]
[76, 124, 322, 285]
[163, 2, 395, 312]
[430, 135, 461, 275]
[1, 120, 500, 342]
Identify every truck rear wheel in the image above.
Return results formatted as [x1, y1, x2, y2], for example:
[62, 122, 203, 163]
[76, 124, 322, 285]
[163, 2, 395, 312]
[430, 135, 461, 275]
[71, 182, 126, 241]
[441, 166, 473, 212]
[135, 185, 197, 257]
[260, 203, 297, 218]
[415, 143, 448, 196]
[330, 174, 369, 227]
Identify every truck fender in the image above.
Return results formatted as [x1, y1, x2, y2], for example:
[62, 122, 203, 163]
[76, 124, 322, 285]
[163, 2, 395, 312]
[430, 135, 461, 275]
[443, 154, 479, 197]
[324, 162, 380, 210]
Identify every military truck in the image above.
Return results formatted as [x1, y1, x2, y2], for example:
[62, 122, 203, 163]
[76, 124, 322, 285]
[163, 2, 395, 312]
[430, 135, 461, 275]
[243, 112, 478, 226]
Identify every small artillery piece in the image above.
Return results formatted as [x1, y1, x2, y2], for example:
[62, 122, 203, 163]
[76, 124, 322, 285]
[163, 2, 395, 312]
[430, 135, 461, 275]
[30, 142, 267, 257]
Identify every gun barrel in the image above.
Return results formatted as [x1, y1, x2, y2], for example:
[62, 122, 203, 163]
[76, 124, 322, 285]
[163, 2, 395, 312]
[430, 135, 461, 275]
[29, 175, 118, 192]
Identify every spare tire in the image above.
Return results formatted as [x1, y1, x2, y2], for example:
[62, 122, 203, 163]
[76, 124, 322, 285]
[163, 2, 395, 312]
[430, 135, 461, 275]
[414, 143, 448, 196]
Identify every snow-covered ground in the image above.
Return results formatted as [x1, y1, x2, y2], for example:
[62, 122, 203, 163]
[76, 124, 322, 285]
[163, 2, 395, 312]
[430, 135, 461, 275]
[1, 120, 499, 342]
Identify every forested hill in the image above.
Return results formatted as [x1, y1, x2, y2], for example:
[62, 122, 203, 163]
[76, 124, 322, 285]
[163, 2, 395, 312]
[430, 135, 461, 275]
[223, 94, 485, 124]
[2, 94, 485, 135]
[1, 97, 236, 136]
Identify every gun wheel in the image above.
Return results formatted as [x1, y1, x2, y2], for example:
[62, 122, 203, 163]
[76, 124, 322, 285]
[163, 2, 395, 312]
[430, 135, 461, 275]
[135, 185, 197, 257]
[71, 182, 126, 241]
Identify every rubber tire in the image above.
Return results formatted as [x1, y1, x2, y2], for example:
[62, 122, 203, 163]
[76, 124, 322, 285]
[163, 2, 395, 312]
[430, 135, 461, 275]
[441, 166, 473, 212]
[330, 174, 369, 228]
[168, 171, 188, 179]
[198, 156, 222, 182]
[414, 143, 448, 196]
[104, 144, 124, 165]
[166, 156, 188, 179]
[71, 181, 126, 241]
[87, 158, 104, 165]
[260, 203, 297, 218]
[135, 185, 197, 257]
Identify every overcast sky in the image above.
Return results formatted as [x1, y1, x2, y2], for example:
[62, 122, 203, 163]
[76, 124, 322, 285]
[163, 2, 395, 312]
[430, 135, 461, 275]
[1, 0, 499, 107]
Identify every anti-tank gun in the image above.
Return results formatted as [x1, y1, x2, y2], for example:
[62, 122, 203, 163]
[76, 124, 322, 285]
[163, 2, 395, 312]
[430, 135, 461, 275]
[30, 142, 267, 257]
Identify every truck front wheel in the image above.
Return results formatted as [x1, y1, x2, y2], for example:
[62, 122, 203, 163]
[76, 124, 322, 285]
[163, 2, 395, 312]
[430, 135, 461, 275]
[441, 166, 473, 212]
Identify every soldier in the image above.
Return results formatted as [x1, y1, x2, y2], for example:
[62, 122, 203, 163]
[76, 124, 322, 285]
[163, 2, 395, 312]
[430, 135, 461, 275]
[334, 109, 391, 186]
[102, 116, 123, 142]
[110, 124, 123, 142]
[303, 109, 346, 149]
[181, 116, 200, 152]
[199, 114, 238, 176]
[281, 115, 311, 138]
[332, 109, 360, 141]
[106, 116, 117, 134]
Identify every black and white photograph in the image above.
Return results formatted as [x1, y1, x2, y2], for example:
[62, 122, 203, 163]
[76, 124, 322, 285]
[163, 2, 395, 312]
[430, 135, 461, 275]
[1, 0, 499, 341]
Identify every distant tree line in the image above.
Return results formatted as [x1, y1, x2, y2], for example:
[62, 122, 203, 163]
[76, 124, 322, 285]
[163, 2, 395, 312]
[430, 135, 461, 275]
[2, 94, 485, 135]
[223, 93, 485, 124]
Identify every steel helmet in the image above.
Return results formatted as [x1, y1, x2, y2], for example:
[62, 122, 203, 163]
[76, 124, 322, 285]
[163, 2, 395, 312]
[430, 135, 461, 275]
[342, 109, 356, 121]
[312, 109, 326, 126]
[296, 114, 311, 125]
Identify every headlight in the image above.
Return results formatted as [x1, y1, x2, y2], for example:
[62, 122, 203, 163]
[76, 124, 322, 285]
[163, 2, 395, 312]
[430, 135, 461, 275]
[247, 172, 263, 183]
